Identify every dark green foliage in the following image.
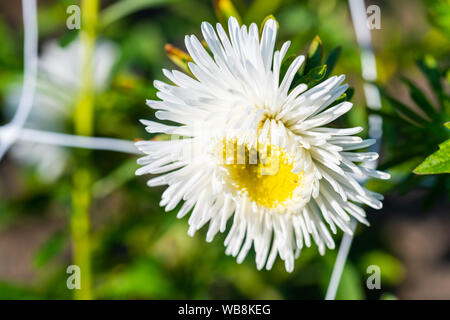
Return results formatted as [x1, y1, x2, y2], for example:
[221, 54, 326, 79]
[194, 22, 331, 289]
[378, 55, 450, 203]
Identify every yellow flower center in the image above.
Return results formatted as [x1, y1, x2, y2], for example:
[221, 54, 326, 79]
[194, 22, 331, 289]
[219, 140, 303, 209]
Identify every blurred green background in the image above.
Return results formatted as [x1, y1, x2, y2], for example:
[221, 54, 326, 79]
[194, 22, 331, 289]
[0, 0, 449, 300]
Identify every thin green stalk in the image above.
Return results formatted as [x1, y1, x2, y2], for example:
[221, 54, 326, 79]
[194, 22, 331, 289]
[71, 0, 99, 300]
[75, 0, 98, 136]
[71, 169, 93, 300]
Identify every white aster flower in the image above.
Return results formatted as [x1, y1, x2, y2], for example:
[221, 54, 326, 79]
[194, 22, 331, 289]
[136, 17, 390, 272]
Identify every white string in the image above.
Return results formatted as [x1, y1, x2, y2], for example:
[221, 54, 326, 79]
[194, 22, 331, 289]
[325, 219, 357, 300]
[325, 0, 383, 300]
[18, 128, 140, 154]
[0, 0, 38, 160]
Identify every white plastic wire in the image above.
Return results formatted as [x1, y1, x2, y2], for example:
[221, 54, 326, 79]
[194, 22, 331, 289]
[0, 0, 38, 160]
[18, 128, 140, 154]
[325, 0, 383, 300]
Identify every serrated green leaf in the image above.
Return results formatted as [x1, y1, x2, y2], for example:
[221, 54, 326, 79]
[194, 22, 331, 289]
[413, 138, 450, 174]
[294, 64, 327, 89]
[303, 36, 323, 75]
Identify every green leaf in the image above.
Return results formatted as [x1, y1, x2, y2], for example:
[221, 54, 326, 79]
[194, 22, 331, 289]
[329, 87, 354, 108]
[303, 36, 323, 75]
[417, 55, 444, 103]
[214, 0, 242, 25]
[279, 55, 296, 83]
[100, 0, 175, 29]
[427, 0, 450, 35]
[380, 293, 399, 300]
[402, 77, 437, 120]
[336, 262, 365, 300]
[33, 231, 66, 268]
[245, 0, 282, 24]
[338, 87, 354, 102]
[95, 259, 173, 298]
[294, 64, 327, 88]
[324, 46, 341, 78]
[359, 250, 405, 286]
[0, 282, 40, 300]
[92, 159, 138, 198]
[381, 88, 425, 126]
[413, 138, 450, 175]
[346, 87, 354, 101]
[58, 30, 79, 48]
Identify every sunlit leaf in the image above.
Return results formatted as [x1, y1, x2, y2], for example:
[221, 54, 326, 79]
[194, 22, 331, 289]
[414, 138, 450, 175]
[427, 0, 450, 35]
[336, 262, 365, 300]
[214, 0, 241, 24]
[359, 250, 406, 286]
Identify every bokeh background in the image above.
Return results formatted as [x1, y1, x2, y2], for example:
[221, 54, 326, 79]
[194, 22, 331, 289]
[0, 0, 449, 299]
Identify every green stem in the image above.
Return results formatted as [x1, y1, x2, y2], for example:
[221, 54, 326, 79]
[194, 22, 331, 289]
[71, 0, 99, 300]
[71, 169, 93, 300]
[75, 0, 98, 136]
